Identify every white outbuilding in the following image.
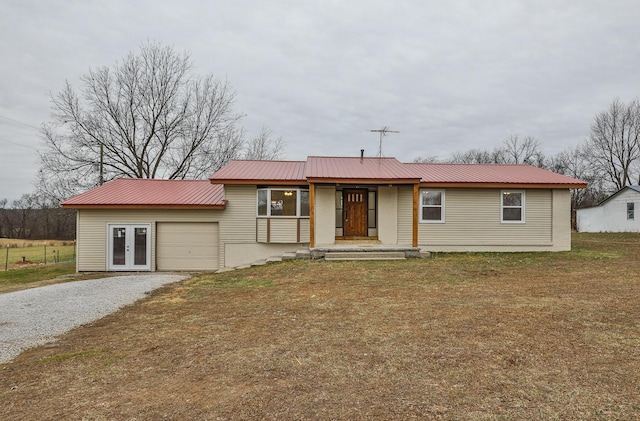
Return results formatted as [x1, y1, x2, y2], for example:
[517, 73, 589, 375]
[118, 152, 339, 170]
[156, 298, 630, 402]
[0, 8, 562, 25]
[576, 186, 640, 232]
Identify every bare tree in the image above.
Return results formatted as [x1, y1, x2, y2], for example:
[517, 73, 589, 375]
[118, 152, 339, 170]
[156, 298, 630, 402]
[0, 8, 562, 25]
[584, 98, 640, 191]
[447, 135, 545, 167]
[244, 126, 285, 160]
[412, 155, 440, 163]
[11, 194, 38, 239]
[450, 148, 501, 164]
[549, 145, 604, 209]
[0, 198, 9, 238]
[38, 42, 245, 201]
[501, 135, 545, 166]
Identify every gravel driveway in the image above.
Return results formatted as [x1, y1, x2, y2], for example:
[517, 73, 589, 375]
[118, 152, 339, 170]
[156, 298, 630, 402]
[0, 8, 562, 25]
[0, 273, 188, 364]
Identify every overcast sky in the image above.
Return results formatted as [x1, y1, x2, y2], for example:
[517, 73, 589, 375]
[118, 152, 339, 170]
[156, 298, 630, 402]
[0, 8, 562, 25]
[1, 0, 639, 201]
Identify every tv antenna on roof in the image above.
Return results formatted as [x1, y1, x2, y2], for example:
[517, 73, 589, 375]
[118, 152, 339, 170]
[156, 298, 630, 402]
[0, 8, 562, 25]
[370, 127, 399, 157]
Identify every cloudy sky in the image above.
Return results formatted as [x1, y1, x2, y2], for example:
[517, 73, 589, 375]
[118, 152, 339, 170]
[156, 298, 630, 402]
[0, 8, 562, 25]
[1, 0, 639, 201]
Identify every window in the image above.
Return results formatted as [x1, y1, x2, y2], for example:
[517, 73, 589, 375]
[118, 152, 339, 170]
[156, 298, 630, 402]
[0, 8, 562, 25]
[368, 191, 377, 228]
[271, 190, 296, 216]
[257, 188, 309, 217]
[335, 191, 343, 228]
[300, 190, 310, 217]
[420, 189, 444, 222]
[628, 202, 635, 220]
[501, 190, 525, 223]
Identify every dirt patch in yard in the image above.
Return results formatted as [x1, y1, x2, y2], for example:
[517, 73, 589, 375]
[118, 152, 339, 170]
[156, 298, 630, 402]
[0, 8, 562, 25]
[2, 233, 640, 419]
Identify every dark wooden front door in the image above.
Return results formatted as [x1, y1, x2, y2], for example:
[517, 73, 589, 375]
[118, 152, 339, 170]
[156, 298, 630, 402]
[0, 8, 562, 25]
[343, 189, 367, 237]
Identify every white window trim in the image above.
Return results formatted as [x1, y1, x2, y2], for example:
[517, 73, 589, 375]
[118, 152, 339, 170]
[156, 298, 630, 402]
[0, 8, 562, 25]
[501, 190, 525, 224]
[628, 202, 635, 220]
[257, 188, 310, 218]
[419, 189, 445, 223]
[106, 223, 151, 271]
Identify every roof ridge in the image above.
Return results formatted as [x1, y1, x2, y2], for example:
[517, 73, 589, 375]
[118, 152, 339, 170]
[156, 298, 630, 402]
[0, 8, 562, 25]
[230, 159, 307, 163]
[404, 162, 535, 167]
[307, 155, 398, 159]
[112, 178, 210, 182]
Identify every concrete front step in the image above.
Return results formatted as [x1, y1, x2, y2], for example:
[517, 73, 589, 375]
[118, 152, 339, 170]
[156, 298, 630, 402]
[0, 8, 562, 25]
[324, 251, 406, 261]
[218, 247, 424, 273]
[296, 249, 311, 260]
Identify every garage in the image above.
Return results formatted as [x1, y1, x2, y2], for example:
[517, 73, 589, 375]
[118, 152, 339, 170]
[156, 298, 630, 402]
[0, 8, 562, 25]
[156, 222, 219, 271]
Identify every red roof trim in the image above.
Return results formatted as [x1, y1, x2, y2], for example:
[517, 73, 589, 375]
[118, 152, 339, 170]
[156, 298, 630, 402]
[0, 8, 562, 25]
[210, 180, 307, 186]
[63, 203, 227, 210]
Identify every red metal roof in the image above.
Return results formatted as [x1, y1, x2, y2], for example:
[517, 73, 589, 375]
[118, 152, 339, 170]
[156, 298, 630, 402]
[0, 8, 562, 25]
[209, 160, 307, 184]
[305, 156, 419, 183]
[208, 157, 585, 187]
[61, 179, 226, 209]
[404, 163, 587, 187]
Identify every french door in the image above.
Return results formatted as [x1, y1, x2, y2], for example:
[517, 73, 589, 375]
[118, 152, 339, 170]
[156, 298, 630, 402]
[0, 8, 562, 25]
[107, 224, 151, 271]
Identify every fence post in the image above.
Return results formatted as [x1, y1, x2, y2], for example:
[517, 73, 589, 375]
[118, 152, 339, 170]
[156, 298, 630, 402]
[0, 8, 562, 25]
[5, 244, 8, 271]
[44, 241, 47, 265]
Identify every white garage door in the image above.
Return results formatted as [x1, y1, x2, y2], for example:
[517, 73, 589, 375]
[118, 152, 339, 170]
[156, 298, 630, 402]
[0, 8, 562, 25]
[157, 222, 219, 271]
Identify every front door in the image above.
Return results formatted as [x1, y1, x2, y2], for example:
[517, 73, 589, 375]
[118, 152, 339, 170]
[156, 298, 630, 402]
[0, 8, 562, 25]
[343, 189, 367, 237]
[108, 224, 151, 271]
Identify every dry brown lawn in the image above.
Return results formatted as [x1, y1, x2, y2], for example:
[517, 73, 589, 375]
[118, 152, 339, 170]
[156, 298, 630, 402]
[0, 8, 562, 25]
[2, 233, 640, 420]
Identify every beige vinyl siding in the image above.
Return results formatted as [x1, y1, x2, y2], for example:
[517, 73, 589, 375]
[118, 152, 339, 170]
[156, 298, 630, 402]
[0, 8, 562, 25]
[257, 218, 268, 242]
[269, 218, 299, 242]
[418, 188, 553, 249]
[397, 185, 414, 246]
[299, 219, 310, 242]
[77, 210, 109, 271]
[552, 189, 571, 250]
[76, 209, 220, 271]
[218, 185, 260, 266]
[256, 218, 309, 243]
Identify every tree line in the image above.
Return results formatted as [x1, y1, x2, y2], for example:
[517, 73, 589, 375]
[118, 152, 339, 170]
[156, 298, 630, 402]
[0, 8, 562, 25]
[0, 195, 75, 240]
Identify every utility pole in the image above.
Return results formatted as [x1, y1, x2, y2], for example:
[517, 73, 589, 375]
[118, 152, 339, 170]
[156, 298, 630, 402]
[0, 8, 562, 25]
[370, 127, 399, 157]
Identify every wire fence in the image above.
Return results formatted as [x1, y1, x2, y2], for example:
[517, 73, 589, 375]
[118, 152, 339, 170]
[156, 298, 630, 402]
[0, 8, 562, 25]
[3, 241, 76, 271]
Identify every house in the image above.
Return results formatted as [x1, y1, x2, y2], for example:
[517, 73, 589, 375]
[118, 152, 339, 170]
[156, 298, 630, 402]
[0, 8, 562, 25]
[576, 186, 640, 232]
[61, 156, 587, 272]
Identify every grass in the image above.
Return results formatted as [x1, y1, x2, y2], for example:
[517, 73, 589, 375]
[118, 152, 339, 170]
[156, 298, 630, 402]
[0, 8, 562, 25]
[0, 262, 77, 293]
[2, 232, 640, 419]
[0, 239, 75, 271]
[0, 239, 78, 293]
